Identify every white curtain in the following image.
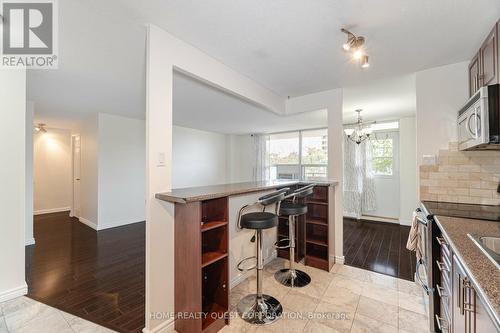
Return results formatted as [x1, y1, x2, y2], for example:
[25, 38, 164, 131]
[253, 134, 269, 181]
[343, 133, 376, 218]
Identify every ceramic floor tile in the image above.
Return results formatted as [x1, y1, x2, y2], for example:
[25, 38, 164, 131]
[361, 281, 399, 306]
[221, 315, 257, 333]
[397, 279, 423, 297]
[333, 265, 369, 282]
[398, 308, 430, 333]
[4, 298, 58, 332]
[328, 275, 365, 295]
[11, 310, 72, 333]
[252, 317, 308, 333]
[322, 285, 360, 310]
[365, 271, 398, 290]
[0, 297, 37, 317]
[398, 291, 426, 315]
[351, 312, 398, 333]
[356, 296, 398, 326]
[280, 290, 319, 316]
[65, 315, 116, 333]
[302, 320, 344, 333]
[312, 300, 356, 333]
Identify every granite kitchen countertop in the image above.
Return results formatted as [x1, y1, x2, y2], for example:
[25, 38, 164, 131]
[155, 180, 338, 203]
[434, 215, 500, 325]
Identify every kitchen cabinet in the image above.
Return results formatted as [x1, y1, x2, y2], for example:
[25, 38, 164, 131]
[469, 21, 499, 96]
[450, 251, 498, 333]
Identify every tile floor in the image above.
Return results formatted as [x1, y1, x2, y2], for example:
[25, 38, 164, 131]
[223, 258, 431, 333]
[1, 259, 430, 333]
[0, 296, 115, 333]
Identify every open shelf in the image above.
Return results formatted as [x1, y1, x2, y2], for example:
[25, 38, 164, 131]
[202, 251, 228, 268]
[202, 258, 228, 331]
[306, 223, 327, 247]
[201, 221, 228, 232]
[202, 197, 228, 224]
[306, 200, 328, 206]
[306, 218, 327, 226]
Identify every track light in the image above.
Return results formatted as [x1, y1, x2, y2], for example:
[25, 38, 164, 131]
[341, 28, 370, 68]
[361, 55, 370, 68]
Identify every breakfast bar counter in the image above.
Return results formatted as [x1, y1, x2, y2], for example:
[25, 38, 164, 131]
[156, 180, 337, 333]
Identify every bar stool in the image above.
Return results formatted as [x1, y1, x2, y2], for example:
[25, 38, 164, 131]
[274, 184, 315, 288]
[235, 188, 289, 325]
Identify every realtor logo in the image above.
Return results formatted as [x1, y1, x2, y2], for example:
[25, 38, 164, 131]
[1, 0, 58, 68]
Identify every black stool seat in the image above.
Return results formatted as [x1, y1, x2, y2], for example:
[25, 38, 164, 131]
[280, 202, 307, 216]
[240, 212, 278, 230]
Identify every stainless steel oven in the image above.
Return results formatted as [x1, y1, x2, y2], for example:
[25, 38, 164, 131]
[415, 205, 436, 332]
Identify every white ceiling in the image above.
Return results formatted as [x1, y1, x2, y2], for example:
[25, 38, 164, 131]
[173, 71, 327, 134]
[28, 0, 500, 129]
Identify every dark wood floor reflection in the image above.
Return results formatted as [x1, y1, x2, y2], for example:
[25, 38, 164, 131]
[343, 217, 416, 281]
[25, 212, 145, 333]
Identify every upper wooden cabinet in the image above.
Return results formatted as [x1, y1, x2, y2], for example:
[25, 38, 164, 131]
[469, 20, 499, 96]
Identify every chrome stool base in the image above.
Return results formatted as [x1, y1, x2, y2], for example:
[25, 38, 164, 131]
[237, 294, 283, 325]
[274, 268, 311, 287]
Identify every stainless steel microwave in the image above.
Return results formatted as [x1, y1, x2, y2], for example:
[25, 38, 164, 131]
[458, 84, 500, 150]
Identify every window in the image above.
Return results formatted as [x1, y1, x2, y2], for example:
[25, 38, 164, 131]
[369, 138, 394, 176]
[268, 129, 328, 181]
[269, 132, 300, 180]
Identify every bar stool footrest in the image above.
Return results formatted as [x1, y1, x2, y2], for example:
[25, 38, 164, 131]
[274, 238, 291, 249]
[237, 256, 257, 272]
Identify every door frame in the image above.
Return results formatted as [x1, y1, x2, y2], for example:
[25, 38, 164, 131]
[70, 134, 81, 218]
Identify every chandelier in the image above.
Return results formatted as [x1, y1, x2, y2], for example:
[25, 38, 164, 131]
[344, 109, 373, 144]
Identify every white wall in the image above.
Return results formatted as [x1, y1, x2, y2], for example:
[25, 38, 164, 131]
[172, 126, 228, 188]
[80, 113, 99, 227]
[399, 117, 417, 225]
[226, 134, 255, 183]
[0, 69, 27, 302]
[26, 102, 34, 245]
[416, 61, 468, 163]
[33, 127, 72, 214]
[98, 113, 146, 229]
[145, 24, 286, 333]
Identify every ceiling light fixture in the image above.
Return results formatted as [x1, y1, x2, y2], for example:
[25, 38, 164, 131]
[341, 28, 370, 69]
[34, 123, 47, 133]
[344, 109, 373, 144]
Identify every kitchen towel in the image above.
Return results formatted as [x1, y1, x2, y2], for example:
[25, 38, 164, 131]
[406, 211, 423, 261]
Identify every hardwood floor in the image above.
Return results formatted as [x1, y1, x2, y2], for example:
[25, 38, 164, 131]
[343, 217, 416, 281]
[25, 212, 145, 333]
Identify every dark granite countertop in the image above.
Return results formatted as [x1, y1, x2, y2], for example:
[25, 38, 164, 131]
[434, 215, 500, 326]
[155, 180, 338, 203]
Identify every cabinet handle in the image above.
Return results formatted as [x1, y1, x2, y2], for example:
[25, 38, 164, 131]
[436, 285, 448, 298]
[462, 278, 475, 314]
[435, 314, 449, 331]
[436, 260, 449, 272]
[436, 236, 448, 247]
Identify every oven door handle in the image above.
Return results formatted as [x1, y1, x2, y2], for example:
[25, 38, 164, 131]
[415, 259, 434, 295]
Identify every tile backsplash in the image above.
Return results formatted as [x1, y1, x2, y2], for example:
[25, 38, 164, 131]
[420, 142, 500, 205]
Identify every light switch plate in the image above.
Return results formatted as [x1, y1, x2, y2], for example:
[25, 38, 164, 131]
[157, 152, 166, 167]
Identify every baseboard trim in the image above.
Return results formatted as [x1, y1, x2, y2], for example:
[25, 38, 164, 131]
[399, 218, 412, 226]
[230, 251, 277, 289]
[97, 219, 145, 231]
[78, 217, 98, 230]
[334, 255, 345, 265]
[142, 318, 175, 333]
[0, 283, 28, 303]
[34, 207, 71, 215]
[25, 237, 35, 246]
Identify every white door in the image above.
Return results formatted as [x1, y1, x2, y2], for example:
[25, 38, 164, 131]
[363, 131, 400, 219]
[71, 135, 81, 218]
